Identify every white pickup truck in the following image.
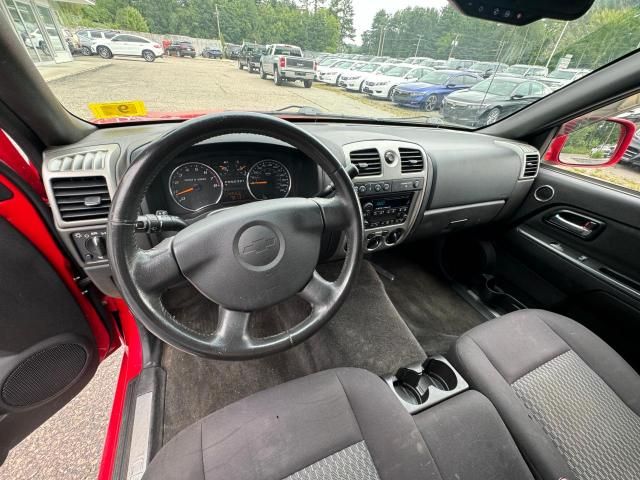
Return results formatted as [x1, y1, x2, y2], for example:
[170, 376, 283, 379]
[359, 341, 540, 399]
[260, 44, 315, 88]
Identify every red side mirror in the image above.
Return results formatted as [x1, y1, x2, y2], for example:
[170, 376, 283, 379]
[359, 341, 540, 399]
[545, 117, 636, 168]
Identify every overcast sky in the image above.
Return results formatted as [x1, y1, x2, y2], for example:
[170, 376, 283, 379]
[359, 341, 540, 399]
[352, 0, 450, 42]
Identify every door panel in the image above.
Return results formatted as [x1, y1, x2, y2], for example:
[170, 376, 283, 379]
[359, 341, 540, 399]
[0, 168, 104, 463]
[500, 166, 640, 370]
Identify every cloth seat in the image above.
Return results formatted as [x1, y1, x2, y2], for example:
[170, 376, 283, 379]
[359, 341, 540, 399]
[143, 367, 442, 480]
[450, 309, 640, 480]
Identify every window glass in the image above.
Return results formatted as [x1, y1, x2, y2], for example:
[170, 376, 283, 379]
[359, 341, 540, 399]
[513, 83, 531, 97]
[530, 82, 546, 96]
[544, 93, 640, 193]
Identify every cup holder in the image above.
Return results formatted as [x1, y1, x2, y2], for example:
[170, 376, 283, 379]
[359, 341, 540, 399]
[386, 355, 468, 414]
[424, 358, 458, 391]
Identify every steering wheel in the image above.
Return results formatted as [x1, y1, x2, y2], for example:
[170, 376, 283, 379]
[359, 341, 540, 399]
[107, 112, 363, 359]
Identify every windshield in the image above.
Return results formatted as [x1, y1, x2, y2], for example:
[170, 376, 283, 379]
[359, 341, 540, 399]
[470, 78, 519, 96]
[418, 71, 451, 84]
[548, 70, 578, 80]
[31, 0, 640, 129]
[470, 62, 490, 70]
[385, 66, 411, 77]
[505, 66, 528, 75]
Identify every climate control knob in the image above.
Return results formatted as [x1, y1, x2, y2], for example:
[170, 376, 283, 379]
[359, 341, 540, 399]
[386, 229, 404, 245]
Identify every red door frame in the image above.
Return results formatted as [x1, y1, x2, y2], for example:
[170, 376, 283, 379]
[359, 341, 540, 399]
[1, 130, 144, 479]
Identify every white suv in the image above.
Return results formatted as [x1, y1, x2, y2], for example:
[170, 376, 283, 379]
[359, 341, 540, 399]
[95, 34, 164, 62]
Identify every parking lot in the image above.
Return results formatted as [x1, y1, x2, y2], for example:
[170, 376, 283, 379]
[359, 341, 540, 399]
[47, 56, 419, 121]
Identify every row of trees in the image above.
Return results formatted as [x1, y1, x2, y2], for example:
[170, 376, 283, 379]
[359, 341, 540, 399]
[360, 1, 640, 71]
[56, 0, 355, 52]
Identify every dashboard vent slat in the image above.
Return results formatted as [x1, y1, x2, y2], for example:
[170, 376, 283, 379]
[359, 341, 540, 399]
[399, 148, 424, 173]
[522, 153, 540, 178]
[51, 176, 111, 222]
[350, 148, 382, 176]
[49, 150, 108, 172]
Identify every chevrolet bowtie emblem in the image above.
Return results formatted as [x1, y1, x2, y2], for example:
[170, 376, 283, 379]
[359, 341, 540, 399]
[241, 236, 277, 255]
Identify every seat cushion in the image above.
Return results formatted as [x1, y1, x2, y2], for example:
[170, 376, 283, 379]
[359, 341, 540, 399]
[450, 309, 640, 480]
[143, 368, 442, 480]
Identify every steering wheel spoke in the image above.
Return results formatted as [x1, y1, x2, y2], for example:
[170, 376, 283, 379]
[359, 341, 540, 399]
[298, 270, 339, 311]
[131, 238, 184, 295]
[210, 306, 253, 353]
[313, 196, 353, 231]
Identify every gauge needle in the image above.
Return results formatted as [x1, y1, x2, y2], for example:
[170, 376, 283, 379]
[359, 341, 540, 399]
[251, 181, 268, 185]
[176, 187, 195, 195]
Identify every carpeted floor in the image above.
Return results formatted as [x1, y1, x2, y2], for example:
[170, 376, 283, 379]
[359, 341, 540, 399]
[371, 250, 486, 355]
[160, 260, 426, 444]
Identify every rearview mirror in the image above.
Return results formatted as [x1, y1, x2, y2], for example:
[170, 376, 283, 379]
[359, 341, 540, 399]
[450, 0, 595, 25]
[545, 118, 636, 168]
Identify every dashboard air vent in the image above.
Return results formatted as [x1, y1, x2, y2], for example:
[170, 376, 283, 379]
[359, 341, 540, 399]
[399, 148, 424, 173]
[48, 150, 110, 172]
[51, 176, 111, 222]
[522, 154, 540, 178]
[350, 148, 382, 176]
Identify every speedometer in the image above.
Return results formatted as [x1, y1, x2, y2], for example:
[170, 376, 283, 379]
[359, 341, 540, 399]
[247, 160, 292, 200]
[169, 162, 223, 211]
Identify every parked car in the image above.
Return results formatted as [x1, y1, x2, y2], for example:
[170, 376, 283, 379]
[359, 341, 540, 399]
[76, 29, 118, 56]
[260, 44, 315, 88]
[438, 58, 475, 70]
[363, 65, 434, 99]
[317, 60, 358, 85]
[225, 43, 241, 59]
[532, 68, 592, 90]
[442, 77, 552, 126]
[166, 41, 196, 58]
[468, 62, 508, 78]
[341, 63, 392, 92]
[94, 34, 164, 62]
[392, 70, 482, 111]
[238, 43, 265, 72]
[201, 46, 223, 59]
[500, 64, 549, 78]
[620, 130, 640, 168]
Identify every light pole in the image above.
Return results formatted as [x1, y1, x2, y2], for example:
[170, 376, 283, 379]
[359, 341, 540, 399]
[415, 34, 423, 56]
[448, 34, 459, 60]
[545, 21, 568, 69]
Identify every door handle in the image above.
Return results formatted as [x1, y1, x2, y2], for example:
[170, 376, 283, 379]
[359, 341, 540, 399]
[545, 210, 604, 239]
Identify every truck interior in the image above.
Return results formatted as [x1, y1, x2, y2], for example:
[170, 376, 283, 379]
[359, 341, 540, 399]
[0, 0, 639, 479]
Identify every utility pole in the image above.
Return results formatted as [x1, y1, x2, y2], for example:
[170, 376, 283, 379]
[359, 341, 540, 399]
[377, 25, 385, 56]
[415, 34, 423, 57]
[448, 33, 459, 60]
[545, 21, 568, 69]
[215, 4, 223, 47]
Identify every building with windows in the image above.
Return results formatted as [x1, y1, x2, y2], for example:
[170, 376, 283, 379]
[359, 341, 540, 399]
[1, 0, 92, 64]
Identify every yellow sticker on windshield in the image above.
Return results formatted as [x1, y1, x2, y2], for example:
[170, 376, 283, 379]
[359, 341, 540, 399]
[89, 100, 147, 119]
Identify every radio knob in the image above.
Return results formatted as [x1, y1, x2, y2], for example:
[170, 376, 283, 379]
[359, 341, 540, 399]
[373, 183, 382, 192]
[358, 185, 367, 194]
[363, 202, 374, 215]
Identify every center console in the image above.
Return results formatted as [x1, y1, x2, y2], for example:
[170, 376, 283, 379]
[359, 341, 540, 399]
[344, 141, 429, 252]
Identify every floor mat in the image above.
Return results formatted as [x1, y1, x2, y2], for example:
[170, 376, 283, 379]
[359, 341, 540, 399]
[371, 250, 486, 355]
[161, 260, 426, 444]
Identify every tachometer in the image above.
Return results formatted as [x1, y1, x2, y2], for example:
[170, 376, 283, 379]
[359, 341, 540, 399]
[169, 162, 223, 211]
[247, 159, 292, 200]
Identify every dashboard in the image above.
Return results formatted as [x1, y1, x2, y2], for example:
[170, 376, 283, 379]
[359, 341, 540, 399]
[41, 122, 540, 297]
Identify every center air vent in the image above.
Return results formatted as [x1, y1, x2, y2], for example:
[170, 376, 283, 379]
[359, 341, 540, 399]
[51, 176, 111, 222]
[399, 148, 424, 173]
[350, 148, 382, 176]
[522, 154, 540, 178]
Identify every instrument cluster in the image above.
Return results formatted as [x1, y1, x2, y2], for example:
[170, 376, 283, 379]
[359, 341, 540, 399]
[151, 144, 319, 217]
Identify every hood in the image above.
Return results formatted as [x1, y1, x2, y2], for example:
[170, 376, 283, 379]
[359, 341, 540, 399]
[447, 89, 505, 104]
[396, 82, 439, 92]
